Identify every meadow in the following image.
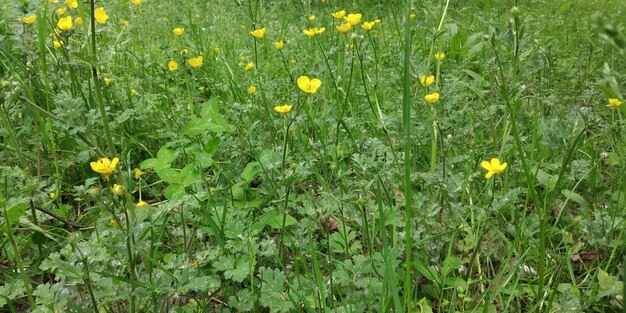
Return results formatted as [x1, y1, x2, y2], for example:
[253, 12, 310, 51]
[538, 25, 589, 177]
[1, 0, 626, 312]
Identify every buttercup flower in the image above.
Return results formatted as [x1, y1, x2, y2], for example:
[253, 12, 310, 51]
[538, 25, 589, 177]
[420, 75, 435, 87]
[374, 19, 381, 24]
[173, 27, 185, 36]
[187, 56, 203, 69]
[409, 13, 416, 20]
[344, 13, 362, 26]
[213, 47, 220, 53]
[56, 8, 67, 15]
[57, 16, 73, 30]
[250, 27, 266, 39]
[248, 85, 257, 95]
[49, 192, 57, 200]
[607, 98, 623, 108]
[90, 157, 119, 179]
[481, 158, 507, 179]
[134, 168, 144, 179]
[297, 76, 322, 94]
[112, 184, 125, 196]
[425, 92, 440, 104]
[131, 0, 142, 5]
[135, 200, 148, 207]
[332, 10, 346, 19]
[131, 89, 139, 96]
[104, 77, 112, 86]
[120, 18, 129, 26]
[53, 40, 63, 48]
[274, 104, 293, 114]
[435, 52, 445, 61]
[165, 61, 177, 71]
[244, 62, 254, 71]
[181, 48, 189, 55]
[22, 14, 37, 24]
[309, 15, 315, 22]
[66, 0, 78, 9]
[75, 17, 83, 24]
[303, 27, 325, 37]
[336, 23, 351, 33]
[94, 7, 108, 24]
[361, 21, 375, 31]
[274, 40, 284, 50]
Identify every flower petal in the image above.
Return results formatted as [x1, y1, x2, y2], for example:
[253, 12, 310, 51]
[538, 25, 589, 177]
[485, 171, 494, 179]
[481, 160, 491, 171]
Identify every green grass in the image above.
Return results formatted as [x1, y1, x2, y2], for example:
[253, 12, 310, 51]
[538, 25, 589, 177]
[1, 0, 625, 312]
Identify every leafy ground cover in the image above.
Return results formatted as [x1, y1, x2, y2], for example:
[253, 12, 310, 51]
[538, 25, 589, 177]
[1, 0, 625, 312]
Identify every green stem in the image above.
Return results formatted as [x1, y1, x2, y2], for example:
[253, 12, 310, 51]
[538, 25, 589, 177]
[3, 206, 36, 309]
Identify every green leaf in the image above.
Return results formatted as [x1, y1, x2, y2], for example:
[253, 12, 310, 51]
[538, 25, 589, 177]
[176, 164, 199, 186]
[183, 117, 208, 137]
[140, 158, 160, 169]
[241, 162, 262, 182]
[4, 202, 28, 225]
[253, 210, 297, 231]
[441, 255, 462, 276]
[156, 167, 179, 182]
[561, 189, 589, 208]
[157, 147, 176, 164]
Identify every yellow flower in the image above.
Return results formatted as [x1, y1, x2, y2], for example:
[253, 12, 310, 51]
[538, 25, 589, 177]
[173, 27, 185, 36]
[248, 85, 257, 95]
[94, 7, 108, 24]
[187, 56, 203, 69]
[135, 200, 148, 207]
[331, 10, 346, 19]
[134, 168, 144, 179]
[131, 0, 142, 5]
[420, 75, 435, 87]
[343, 13, 362, 26]
[53, 40, 63, 48]
[111, 184, 125, 196]
[75, 17, 83, 25]
[65, 0, 78, 9]
[49, 192, 57, 200]
[250, 27, 266, 39]
[213, 46, 220, 53]
[435, 52, 445, 61]
[424, 92, 440, 104]
[409, 13, 416, 20]
[290, 58, 296, 65]
[297, 76, 322, 94]
[607, 98, 623, 108]
[131, 88, 139, 96]
[374, 19, 381, 24]
[361, 21, 375, 31]
[57, 16, 73, 30]
[274, 104, 293, 114]
[309, 15, 316, 22]
[167, 60, 179, 71]
[120, 18, 129, 26]
[22, 14, 37, 24]
[49, 0, 58, 3]
[244, 62, 254, 71]
[336, 23, 352, 33]
[303, 27, 326, 37]
[56, 8, 67, 15]
[181, 48, 189, 55]
[109, 219, 117, 226]
[274, 40, 284, 50]
[104, 77, 112, 86]
[90, 157, 119, 179]
[481, 158, 507, 179]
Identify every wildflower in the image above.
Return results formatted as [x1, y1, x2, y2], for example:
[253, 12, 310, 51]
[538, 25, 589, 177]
[131, 89, 139, 96]
[111, 184, 125, 196]
[135, 200, 148, 207]
[22, 14, 37, 24]
[167, 60, 179, 71]
[104, 77, 112, 86]
[131, 0, 142, 5]
[343, 13, 362, 26]
[409, 13, 416, 20]
[187, 56, 203, 69]
[424, 92, 440, 104]
[361, 21, 375, 31]
[213, 47, 220, 53]
[435, 52, 445, 61]
[66, 0, 78, 9]
[607, 98, 623, 108]
[332, 10, 346, 19]
[53, 40, 63, 48]
[420, 75, 435, 87]
[481, 158, 507, 179]
[181, 48, 189, 55]
[94, 7, 108, 24]
[173, 27, 185, 36]
[120, 18, 129, 26]
[309, 15, 315, 22]
[109, 219, 117, 226]
[57, 16, 73, 30]
[56, 8, 67, 15]
[274, 40, 284, 50]
[303, 27, 326, 37]
[248, 85, 257, 95]
[274, 104, 293, 114]
[336, 23, 351, 33]
[49, 0, 58, 3]
[90, 157, 119, 179]
[250, 27, 266, 39]
[374, 19, 381, 24]
[244, 62, 254, 71]
[134, 168, 144, 179]
[297, 76, 322, 94]
[290, 58, 296, 65]
[75, 17, 83, 24]
[49, 192, 57, 200]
